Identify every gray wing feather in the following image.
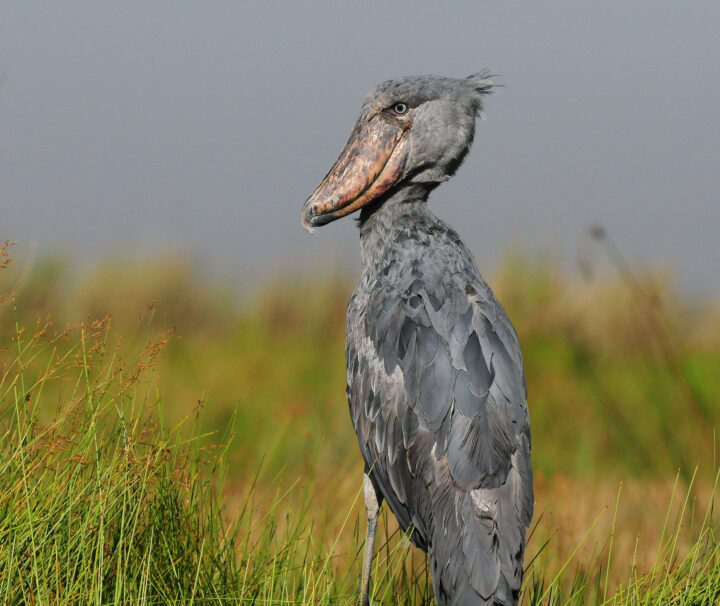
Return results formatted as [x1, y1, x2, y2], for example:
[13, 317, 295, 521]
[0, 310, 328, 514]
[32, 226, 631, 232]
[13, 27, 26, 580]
[347, 246, 532, 604]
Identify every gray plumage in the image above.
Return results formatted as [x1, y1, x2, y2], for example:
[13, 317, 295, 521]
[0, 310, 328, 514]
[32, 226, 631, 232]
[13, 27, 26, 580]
[302, 73, 533, 606]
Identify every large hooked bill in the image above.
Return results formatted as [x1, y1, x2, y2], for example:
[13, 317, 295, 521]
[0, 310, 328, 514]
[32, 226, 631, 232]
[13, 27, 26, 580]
[301, 114, 409, 232]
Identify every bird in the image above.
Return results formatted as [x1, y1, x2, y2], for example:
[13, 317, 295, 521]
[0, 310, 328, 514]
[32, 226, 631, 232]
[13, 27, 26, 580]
[301, 73, 533, 606]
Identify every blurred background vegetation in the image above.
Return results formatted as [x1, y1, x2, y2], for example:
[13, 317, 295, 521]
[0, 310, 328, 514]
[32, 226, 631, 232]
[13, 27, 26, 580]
[2, 239, 719, 600]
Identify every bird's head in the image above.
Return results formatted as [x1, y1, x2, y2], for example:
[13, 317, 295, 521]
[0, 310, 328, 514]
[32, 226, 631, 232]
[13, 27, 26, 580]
[301, 73, 493, 232]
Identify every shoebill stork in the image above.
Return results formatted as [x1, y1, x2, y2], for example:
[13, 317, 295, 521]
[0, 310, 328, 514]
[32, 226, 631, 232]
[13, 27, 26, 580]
[301, 73, 533, 606]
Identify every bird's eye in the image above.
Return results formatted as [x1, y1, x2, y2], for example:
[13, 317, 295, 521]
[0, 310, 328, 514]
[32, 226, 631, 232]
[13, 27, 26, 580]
[392, 102, 408, 115]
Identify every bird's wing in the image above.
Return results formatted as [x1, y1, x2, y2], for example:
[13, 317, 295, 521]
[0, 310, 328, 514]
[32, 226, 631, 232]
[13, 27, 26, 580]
[347, 267, 533, 572]
[368, 269, 530, 486]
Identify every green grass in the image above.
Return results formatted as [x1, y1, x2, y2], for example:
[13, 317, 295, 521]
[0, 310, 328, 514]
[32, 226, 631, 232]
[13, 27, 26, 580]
[0, 307, 436, 603]
[2, 241, 720, 603]
[2, 305, 719, 604]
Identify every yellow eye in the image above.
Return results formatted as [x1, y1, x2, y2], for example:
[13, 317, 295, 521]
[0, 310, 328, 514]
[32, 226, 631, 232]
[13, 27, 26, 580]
[392, 102, 408, 115]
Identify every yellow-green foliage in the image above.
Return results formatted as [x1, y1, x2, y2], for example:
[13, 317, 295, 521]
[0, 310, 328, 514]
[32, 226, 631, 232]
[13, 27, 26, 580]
[2, 244, 720, 603]
[6, 251, 718, 482]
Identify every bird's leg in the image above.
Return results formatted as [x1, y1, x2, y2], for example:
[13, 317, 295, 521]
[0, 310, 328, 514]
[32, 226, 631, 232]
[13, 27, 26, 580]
[356, 473, 381, 606]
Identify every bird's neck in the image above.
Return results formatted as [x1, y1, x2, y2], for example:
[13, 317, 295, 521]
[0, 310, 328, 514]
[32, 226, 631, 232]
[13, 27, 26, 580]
[358, 183, 436, 272]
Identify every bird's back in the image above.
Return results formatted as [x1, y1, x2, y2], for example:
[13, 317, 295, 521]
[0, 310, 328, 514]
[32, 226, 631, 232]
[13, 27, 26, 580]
[346, 202, 533, 605]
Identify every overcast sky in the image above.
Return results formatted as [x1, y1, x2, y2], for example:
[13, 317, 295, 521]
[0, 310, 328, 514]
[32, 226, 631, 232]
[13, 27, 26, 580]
[2, 2, 719, 297]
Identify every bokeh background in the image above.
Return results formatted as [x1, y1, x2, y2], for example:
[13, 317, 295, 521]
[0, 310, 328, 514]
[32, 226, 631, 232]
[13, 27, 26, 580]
[2, 2, 719, 294]
[2, 2, 720, 600]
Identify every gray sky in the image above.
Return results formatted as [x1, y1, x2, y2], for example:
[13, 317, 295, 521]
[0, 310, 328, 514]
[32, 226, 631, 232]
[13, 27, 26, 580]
[2, 2, 719, 297]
